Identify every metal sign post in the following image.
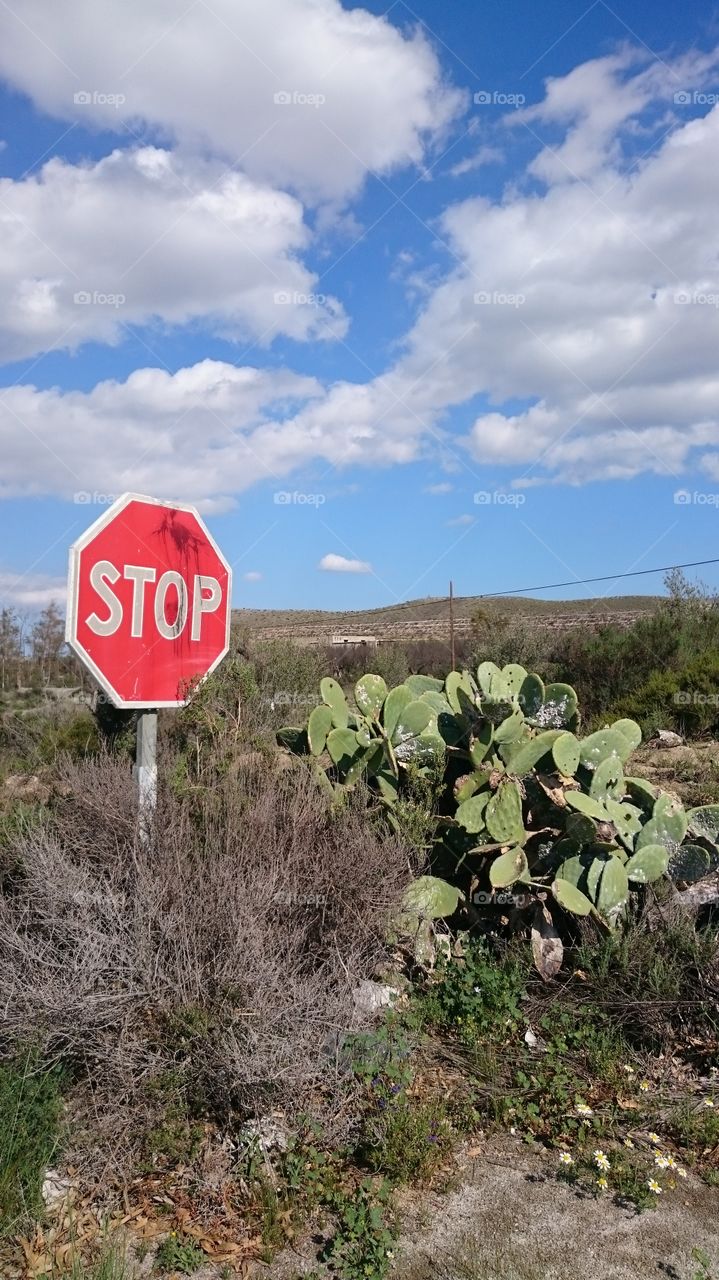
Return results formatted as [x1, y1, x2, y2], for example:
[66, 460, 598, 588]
[66, 493, 232, 837]
[134, 710, 158, 837]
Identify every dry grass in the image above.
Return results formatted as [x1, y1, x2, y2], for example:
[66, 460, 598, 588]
[0, 753, 414, 1177]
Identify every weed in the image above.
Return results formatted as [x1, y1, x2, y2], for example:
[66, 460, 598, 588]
[346, 1012, 417, 1091]
[358, 1092, 452, 1183]
[321, 1179, 396, 1280]
[0, 1052, 63, 1235]
[153, 1234, 205, 1275]
[38, 1235, 132, 1279]
[281, 1141, 340, 1208]
[575, 917, 719, 1054]
[419, 939, 525, 1045]
[668, 1098, 719, 1178]
[142, 1097, 204, 1169]
[692, 1248, 717, 1280]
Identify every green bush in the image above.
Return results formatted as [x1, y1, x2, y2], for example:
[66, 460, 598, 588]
[37, 711, 100, 762]
[614, 650, 719, 739]
[0, 1052, 63, 1234]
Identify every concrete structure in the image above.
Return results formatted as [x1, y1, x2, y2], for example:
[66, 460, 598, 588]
[330, 634, 378, 647]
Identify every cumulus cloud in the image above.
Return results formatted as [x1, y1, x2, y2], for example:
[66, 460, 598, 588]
[0, 146, 345, 361]
[0, 0, 462, 204]
[0, 361, 324, 504]
[319, 553, 372, 573]
[378, 53, 719, 488]
[513, 46, 719, 186]
[0, 572, 65, 608]
[3, 48, 719, 500]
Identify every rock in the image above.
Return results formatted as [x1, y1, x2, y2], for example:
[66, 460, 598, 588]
[4, 773, 52, 804]
[42, 1169, 74, 1210]
[654, 730, 684, 748]
[352, 979, 400, 1017]
[239, 1115, 290, 1153]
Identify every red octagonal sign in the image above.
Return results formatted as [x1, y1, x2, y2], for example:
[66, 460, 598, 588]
[66, 493, 232, 708]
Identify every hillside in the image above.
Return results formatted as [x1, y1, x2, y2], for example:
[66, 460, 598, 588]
[233, 593, 663, 644]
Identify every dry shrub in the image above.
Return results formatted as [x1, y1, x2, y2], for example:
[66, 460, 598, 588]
[0, 752, 414, 1172]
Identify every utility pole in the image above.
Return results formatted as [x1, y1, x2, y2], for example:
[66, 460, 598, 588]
[449, 579, 456, 671]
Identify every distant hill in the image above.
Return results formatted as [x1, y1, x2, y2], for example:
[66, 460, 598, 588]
[233, 594, 663, 645]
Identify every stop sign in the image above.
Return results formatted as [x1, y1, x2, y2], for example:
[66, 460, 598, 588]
[66, 493, 232, 708]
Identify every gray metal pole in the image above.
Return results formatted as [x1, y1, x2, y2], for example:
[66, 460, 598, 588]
[135, 711, 157, 838]
[449, 579, 455, 671]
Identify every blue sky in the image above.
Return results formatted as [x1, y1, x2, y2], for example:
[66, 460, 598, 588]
[1, 0, 719, 611]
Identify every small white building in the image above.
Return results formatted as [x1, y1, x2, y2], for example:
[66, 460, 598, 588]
[330, 634, 378, 647]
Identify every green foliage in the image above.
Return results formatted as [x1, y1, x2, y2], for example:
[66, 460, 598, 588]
[320, 1179, 396, 1280]
[576, 916, 719, 1051]
[35, 711, 100, 762]
[358, 1093, 451, 1183]
[500, 1006, 628, 1139]
[420, 939, 524, 1045]
[693, 1246, 717, 1280]
[345, 1014, 417, 1092]
[278, 656, 705, 969]
[614, 649, 719, 739]
[0, 1052, 64, 1235]
[153, 1234, 205, 1274]
[668, 1098, 719, 1173]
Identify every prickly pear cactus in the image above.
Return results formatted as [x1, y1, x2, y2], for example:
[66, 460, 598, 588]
[277, 658, 707, 968]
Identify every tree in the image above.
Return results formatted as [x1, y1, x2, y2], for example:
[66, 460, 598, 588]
[0, 608, 22, 691]
[30, 602, 66, 687]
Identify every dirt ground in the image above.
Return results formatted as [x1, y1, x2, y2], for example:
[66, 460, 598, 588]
[264, 1136, 719, 1280]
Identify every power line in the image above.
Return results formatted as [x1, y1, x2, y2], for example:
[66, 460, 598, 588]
[478, 556, 719, 600]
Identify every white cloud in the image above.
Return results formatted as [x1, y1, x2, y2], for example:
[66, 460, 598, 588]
[319, 553, 372, 573]
[0, 572, 65, 608]
[424, 482, 453, 494]
[0, 360, 324, 503]
[450, 145, 503, 177]
[0, 146, 345, 361]
[0, 0, 462, 204]
[3, 49, 719, 500]
[513, 47, 719, 185]
[243, 571, 263, 582]
[446, 513, 474, 526]
[371, 54, 719, 488]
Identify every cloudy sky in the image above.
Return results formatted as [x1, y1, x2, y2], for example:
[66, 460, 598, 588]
[1, 0, 718, 610]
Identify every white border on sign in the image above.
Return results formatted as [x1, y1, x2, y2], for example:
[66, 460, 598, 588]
[66, 492, 233, 710]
